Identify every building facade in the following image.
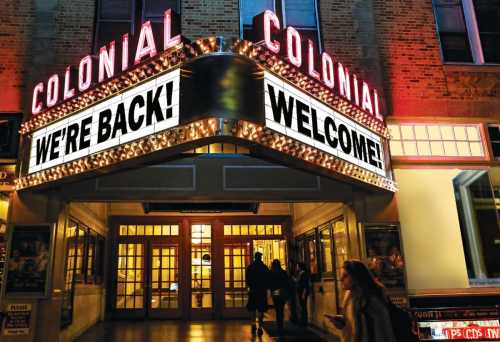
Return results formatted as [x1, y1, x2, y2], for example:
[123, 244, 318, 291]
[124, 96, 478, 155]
[0, 0, 498, 341]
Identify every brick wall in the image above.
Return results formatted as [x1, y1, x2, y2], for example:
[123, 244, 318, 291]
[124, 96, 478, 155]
[2, 0, 498, 119]
[373, 0, 500, 118]
[0, 0, 94, 116]
[181, 0, 239, 41]
[319, 0, 387, 114]
[0, 0, 35, 113]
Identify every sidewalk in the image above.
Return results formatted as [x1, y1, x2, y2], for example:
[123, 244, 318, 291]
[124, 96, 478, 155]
[74, 319, 339, 342]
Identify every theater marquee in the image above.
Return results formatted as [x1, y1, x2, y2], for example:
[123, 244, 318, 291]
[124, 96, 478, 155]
[29, 70, 179, 174]
[17, 9, 396, 192]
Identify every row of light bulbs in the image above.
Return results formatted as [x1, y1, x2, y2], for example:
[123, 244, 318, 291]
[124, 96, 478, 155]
[232, 40, 389, 139]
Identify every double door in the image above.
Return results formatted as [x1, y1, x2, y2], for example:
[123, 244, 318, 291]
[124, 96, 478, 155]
[110, 218, 287, 320]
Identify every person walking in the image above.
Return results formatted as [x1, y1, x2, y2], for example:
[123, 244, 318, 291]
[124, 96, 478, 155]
[246, 252, 270, 336]
[295, 262, 311, 326]
[269, 259, 291, 336]
[328, 260, 397, 342]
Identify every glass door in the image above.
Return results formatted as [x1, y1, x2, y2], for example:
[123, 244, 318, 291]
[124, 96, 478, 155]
[149, 243, 181, 318]
[223, 242, 251, 315]
[113, 223, 182, 319]
[190, 224, 213, 319]
[115, 242, 146, 318]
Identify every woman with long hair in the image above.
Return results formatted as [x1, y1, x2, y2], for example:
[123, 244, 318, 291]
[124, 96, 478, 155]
[329, 260, 396, 342]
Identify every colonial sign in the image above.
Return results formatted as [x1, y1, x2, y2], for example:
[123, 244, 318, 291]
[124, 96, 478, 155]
[265, 72, 386, 177]
[3, 303, 32, 336]
[17, 8, 396, 192]
[28, 70, 179, 174]
[253, 10, 382, 121]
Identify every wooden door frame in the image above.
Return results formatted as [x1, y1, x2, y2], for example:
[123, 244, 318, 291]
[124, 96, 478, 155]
[107, 215, 291, 320]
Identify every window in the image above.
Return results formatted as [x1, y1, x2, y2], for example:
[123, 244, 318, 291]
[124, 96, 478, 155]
[94, 0, 180, 52]
[454, 170, 500, 284]
[61, 219, 105, 328]
[183, 143, 250, 154]
[487, 125, 500, 160]
[388, 123, 484, 158]
[433, 0, 500, 64]
[473, 1, 500, 63]
[0, 114, 21, 159]
[223, 224, 282, 236]
[119, 224, 179, 236]
[241, 0, 275, 40]
[296, 230, 318, 275]
[319, 224, 333, 274]
[433, 0, 473, 62]
[283, 0, 321, 50]
[240, 0, 321, 50]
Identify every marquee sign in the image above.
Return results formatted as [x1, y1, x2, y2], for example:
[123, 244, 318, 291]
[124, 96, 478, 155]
[28, 70, 179, 174]
[265, 72, 386, 177]
[17, 8, 396, 192]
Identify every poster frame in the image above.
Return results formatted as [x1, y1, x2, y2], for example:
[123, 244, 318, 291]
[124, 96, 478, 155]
[1, 223, 56, 298]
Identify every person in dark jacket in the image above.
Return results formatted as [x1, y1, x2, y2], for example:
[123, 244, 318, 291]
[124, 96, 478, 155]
[295, 262, 311, 326]
[246, 252, 270, 336]
[329, 260, 397, 342]
[269, 259, 291, 335]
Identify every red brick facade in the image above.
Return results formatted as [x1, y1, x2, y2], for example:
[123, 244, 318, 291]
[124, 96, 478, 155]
[1, 0, 499, 118]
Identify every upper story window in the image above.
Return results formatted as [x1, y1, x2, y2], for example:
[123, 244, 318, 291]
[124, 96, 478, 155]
[388, 123, 485, 159]
[487, 124, 500, 160]
[0, 114, 21, 160]
[240, 0, 321, 50]
[433, 0, 500, 64]
[94, 0, 180, 52]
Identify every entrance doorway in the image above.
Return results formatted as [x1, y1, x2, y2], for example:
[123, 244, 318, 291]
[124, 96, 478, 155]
[109, 217, 288, 320]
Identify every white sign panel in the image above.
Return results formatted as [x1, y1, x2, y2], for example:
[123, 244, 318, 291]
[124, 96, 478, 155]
[264, 71, 387, 177]
[28, 69, 180, 174]
[3, 303, 32, 336]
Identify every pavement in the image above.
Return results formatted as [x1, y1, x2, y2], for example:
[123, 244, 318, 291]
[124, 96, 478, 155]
[74, 319, 336, 342]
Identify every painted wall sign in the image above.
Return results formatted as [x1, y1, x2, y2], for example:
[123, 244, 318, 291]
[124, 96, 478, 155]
[265, 72, 386, 177]
[3, 304, 32, 336]
[28, 69, 179, 174]
[253, 10, 383, 121]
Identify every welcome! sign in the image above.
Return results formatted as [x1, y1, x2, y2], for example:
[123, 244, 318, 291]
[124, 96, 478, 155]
[265, 72, 386, 177]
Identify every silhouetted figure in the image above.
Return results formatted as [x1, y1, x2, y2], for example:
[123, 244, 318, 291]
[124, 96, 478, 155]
[295, 262, 311, 326]
[246, 252, 270, 336]
[269, 259, 291, 335]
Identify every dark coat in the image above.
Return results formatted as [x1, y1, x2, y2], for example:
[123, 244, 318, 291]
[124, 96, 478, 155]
[246, 260, 270, 312]
[269, 269, 291, 300]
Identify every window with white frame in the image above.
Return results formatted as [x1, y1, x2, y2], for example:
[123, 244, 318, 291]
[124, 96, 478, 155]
[433, 0, 500, 64]
[388, 123, 484, 158]
[240, 0, 321, 50]
[453, 170, 500, 283]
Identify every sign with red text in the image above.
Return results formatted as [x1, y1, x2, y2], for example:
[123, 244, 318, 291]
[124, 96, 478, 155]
[265, 72, 386, 177]
[254, 10, 383, 121]
[443, 326, 500, 340]
[415, 307, 500, 341]
[28, 69, 179, 174]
